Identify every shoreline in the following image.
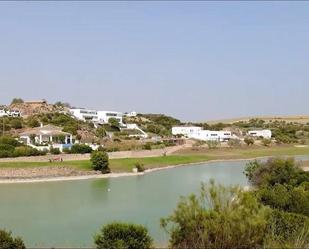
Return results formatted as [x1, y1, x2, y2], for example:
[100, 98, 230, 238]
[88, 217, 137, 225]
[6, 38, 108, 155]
[0, 155, 308, 184]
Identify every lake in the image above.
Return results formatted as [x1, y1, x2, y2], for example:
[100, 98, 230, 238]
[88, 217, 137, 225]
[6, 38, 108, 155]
[0, 156, 307, 248]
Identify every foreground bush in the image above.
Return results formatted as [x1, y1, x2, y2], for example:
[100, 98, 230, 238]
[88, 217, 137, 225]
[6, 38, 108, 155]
[94, 222, 153, 249]
[90, 151, 110, 173]
[0, 229, 25, 249]
[161, 180, 270, 249]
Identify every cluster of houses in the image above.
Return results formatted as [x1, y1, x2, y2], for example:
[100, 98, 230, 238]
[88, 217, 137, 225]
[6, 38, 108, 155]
[0, 109, 21, 117]
[172, 126, 272, 141]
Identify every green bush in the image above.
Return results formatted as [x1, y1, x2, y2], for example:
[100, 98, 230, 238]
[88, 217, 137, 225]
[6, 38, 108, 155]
[94, 222, 153, 249]
[0, 136, 20, 147]
[142, 143, 152, 150]
[267, 209, 309, 241]
[227, 138, 241, 147]
[70, 144, 93, 154]
[10, 119, 23, 129]
[90, 151, 110, 173]
[244, 136, 255, 146]
[13, 146, 46, 157]
[244, 158, 308, 187]
[262, 138, 272, 146]
[50, 147, 61, 155]
[161, 180, 270, 249]
[257, 184, 309, 216]
[134, 162, 145, 172]
[0, 229, 26, 249]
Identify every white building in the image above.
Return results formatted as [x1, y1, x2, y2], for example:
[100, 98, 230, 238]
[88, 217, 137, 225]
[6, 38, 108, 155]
[97, 111, 123, 124]
[70, 109, 123, 125]
[248, 129, 272, 139]
[172, 126, 202, 137]
[125, 111, 137, 117]
[0, 109, 21, 117]
[189, 130, 233, 142]
[0, 109, 7, 117]
[70, 109, 98, 122]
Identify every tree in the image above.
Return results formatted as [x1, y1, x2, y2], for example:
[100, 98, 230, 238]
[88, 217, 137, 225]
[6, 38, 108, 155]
[90, 151, 110, 173]
[10, 98, 24, 105]
[161, 180, 270, 249]
[244, 136, 255, 146]
[96, 126, 106, 138]
[0, 229, 26, 249]
[108, 118, 120, 129]
[94, 222, 153, 249]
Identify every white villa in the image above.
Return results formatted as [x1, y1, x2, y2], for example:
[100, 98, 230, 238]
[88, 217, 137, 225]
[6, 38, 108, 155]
[172, 126, 235, 142]
[69, 109, 98, 122]
[248, 129, 272, 139]
[189, 130, 233, 142]
[19, 124, 73, 151]
[70, 108, 123, 124]
[97, 111, 123, 124]
[172, 126, 202, 136]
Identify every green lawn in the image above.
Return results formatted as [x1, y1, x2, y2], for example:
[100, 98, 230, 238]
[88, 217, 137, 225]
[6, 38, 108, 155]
[0, 145, 308, 173]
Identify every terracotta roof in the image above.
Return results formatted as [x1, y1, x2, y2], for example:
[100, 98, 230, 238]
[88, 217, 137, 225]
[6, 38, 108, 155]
[20, 125, 71, 136]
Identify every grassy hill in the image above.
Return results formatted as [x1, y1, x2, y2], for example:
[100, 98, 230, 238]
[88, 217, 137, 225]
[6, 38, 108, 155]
[206, 115, 309, 124]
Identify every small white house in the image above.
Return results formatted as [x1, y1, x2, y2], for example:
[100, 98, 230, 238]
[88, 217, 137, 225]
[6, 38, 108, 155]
[19, 124, 73, 150]
[189, 130, 233, 142]
[172, 126, 202, 137]
[248, 129, 272, 139]
[70, 109, 99, 122]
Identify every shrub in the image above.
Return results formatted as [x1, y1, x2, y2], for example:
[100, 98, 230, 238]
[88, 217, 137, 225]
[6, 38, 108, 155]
[13, 146, 46, 157]
[50, 147, 61, 155]
[206, 140, 219, 149]
[90, 151, 110, 173]
[142, 142, 152, 150]
[70, 144, 93, 154]
[244, 158, 308, 187]
[0, 229, 26, 249]
[27, 117, 40, 128]
[267, 209, 309, 241]
[244, 136, 255, 146]
[227, 138, 241, 148]
[0, 136, 20, 147]
[97, 146, 106, 152]
[96, 127, 106, 138]
[257, 184, 309, 216]
[94, 222, 153, 249]
[262, 138, 271, 146]
[161, 180, 270, 249]
[10, 119, 23, 129]
[134, 162, 145, 172]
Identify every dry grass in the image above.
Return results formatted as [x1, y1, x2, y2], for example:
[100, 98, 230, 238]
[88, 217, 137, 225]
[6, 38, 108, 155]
[206, 115, 309, 124]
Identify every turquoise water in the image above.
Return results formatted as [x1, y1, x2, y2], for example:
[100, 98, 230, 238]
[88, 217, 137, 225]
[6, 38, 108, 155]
[0, 157, 307, 248]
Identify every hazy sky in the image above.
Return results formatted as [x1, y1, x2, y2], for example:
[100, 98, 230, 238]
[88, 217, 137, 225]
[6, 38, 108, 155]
[0, 2, 308, 121]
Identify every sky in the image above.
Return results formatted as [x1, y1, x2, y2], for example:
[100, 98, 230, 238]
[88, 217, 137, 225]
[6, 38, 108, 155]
[0, 2, 308, 122]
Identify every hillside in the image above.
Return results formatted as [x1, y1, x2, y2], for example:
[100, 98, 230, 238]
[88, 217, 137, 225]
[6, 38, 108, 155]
[206, 115, 309, 125]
